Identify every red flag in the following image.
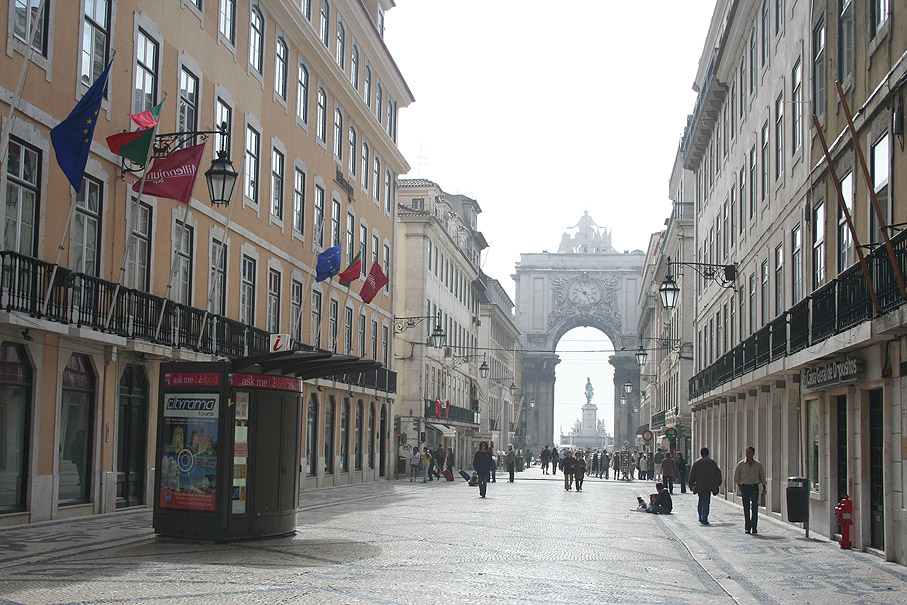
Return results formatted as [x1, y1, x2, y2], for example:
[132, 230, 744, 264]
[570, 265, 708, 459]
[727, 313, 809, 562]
[445, 400, 450, 419]
[359, 263, 389, 304]
[436, 400, 441, 420]
[133, 143, 205, 203]
[338, 251, 362, 286]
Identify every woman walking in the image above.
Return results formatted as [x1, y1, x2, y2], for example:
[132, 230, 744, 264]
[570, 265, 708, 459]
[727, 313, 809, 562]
[574, 450, 587, 491]
[409, 447, 421, 481]
[473, 441, 493, 498]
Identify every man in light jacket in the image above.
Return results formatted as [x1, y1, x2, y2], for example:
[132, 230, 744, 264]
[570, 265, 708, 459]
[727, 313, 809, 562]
[733, 446, 767, 534]
[688, 447, 722, 525]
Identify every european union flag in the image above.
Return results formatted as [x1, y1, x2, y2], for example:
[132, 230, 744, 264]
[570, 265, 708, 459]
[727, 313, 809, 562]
[50, 60, 113, 193]
[315, 245, 343, 282]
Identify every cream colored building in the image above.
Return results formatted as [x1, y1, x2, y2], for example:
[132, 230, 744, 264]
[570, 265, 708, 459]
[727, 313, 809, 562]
[0, 0, 411, 525]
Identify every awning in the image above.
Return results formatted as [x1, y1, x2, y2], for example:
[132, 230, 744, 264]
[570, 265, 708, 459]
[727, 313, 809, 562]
[427, 422, 456, 437]
[232, 349, 383, 380]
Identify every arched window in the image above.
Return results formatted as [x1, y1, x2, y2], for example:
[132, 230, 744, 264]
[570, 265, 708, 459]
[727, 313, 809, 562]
[60, 354, 95, 504]
[340, 398, 350, 472]
[335, 20, 345, 68]
[368, 402, 376, 469]
[333, 108, 343, 160]
[364, 65, 371, 106]
[275, 38, 288, 99]
[348, 126, 357, 175]
[319, 0, 330, 47]
[355, 400, 363, 471]
[316, 88, 327, 142]
[0, 343, 31, 513]
[306, 394, 318, 476]
[350, 44, 359, 89]
[249, 8, 264, 73]
[324, 396, 335, 474]
[297, 64, 309, 123]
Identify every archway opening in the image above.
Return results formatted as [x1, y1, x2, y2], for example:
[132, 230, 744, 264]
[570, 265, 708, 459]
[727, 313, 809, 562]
[552, 327, 614, 448]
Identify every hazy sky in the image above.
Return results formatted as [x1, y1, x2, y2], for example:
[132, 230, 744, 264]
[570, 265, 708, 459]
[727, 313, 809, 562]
[385, 2, 717, 439]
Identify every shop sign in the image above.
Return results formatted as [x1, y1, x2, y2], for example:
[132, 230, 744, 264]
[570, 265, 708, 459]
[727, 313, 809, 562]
[160, 393, 219, 511]
[665, 427, 678, 438]
[801, 356, 863, 390]
[163, 372, 221, 387]
[230, 373, 302, 392]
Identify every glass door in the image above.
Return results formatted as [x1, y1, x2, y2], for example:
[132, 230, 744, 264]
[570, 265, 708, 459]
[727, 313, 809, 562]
[117, 366, 147, 508]
[868, 389, 884, 550]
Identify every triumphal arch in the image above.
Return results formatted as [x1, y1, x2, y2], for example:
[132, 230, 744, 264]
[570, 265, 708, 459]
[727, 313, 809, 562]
[513, 213, 645, 448]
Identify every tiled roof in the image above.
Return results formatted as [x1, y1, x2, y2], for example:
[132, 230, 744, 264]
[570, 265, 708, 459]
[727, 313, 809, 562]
[398, 178, 439, 188]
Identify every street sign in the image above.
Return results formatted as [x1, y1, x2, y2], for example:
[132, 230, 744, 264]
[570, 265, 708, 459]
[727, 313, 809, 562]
[665, 427, 677, 438]
[269, 333, 291, 352]
[642, 429, 654, 442]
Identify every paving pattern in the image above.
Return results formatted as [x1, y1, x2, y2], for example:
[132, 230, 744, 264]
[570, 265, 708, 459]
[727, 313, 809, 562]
[0, 468, 905, 604]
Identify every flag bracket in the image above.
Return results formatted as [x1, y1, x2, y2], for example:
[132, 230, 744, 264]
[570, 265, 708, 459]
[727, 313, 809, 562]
[119, 122, 229, 173]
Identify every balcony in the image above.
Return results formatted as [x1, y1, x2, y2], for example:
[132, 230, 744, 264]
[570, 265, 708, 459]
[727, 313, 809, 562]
[0, 251, 395, 393]
[423, 399, 478, 425]
[689, 228, 907, 399]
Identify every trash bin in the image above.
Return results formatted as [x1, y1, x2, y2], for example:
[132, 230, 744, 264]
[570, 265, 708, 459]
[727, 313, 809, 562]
[787, 476, 809, 523]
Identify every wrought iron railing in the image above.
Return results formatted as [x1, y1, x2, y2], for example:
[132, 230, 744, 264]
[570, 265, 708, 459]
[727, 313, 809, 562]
[0, 250, 396, 393]
[689, 228, 907, 399]
[423, 399, 478, 425]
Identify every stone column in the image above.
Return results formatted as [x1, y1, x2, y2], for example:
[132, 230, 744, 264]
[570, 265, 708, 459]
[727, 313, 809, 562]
[521, 353, 559, 447]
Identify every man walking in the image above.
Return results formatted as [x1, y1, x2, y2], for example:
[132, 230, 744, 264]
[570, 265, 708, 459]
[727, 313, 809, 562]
[540, 445, 551, 475]
[688, 447, 722, 524]
[676, 451, 688, 493]
[561, 450, 576, 490]
[505, 444, 516, 482]
[660, 451, 676, 493]
[733, 446, 767, 534]
[473, 441, 493, 498]
[654, 448, 665, 481]
[550, 447, 559, 476]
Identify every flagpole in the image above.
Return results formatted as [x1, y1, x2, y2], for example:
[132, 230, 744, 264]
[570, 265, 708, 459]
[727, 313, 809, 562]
[105, 93, 166, 330]
[40, 187, 79, 316]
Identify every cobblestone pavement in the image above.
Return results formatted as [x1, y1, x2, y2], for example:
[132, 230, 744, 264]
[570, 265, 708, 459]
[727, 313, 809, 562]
[1, 467, 906, 604]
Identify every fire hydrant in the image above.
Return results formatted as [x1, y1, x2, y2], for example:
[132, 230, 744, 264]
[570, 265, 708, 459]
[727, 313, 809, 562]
[834, 495, 853, 549]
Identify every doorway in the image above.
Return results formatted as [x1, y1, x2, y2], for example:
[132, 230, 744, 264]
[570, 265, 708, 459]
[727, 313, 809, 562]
[379, 405, 387, 477]
[868, 388, 884, 550]
[117, 366, 147, 508]
[836, 395, 847, 503]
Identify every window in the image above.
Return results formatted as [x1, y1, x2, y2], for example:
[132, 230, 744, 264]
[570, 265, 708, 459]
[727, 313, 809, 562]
[791, 60, 802, 153]
[331, 199, 341, 247]
[249, 8, 263, 73]
[792, 226, 803, 302]
[59, 355, 95, 503]
[306, 396, 318, 476]
[872, 0, 890, 37]
[813, 200, 826, 289]
[240, 255, 255, 325]
[839, 0, 853, 82]
[4, 139, 40, 256]
[348, 127, 357, 175]
[749, 30, 756, 93]
[359, 224, 368, 276]
[311, 290, 322, 347]
[275, 39, 288, 99]
[319, 0, 330, 47]
[870, 133, 890, 245]
[775, 0, 783, 33]
[13, 0, 48, 55]
[343, 306, 353, 354]
[0, 343, 31, 513]
[346, 212, 354, 263]
[807, 399, 819, 490]
[178, 68, 199, 147]
[328, 299, 338, 352]
[739, 167, 746, 233]
[314, 185, 325, 246]
[739, 53, 747, 116]
[297, 64, 309, 123]
[748, 146, 756, 218]
[267, 269, 280, 333]
[368, 403, 375, 469]
[386, 99, 394, 137]
[81, 0, 110, 87]
[301, 0, 311, 20]
[383, 243, 390, 291]
[290, 279, 303, 341]
[730, 84, 736, 139]
[372, 234, 379, 268]
[774, 244, 784, 315]
[738, 278, 746, 337]
[218, 0, 235, 43]
[761, 123, 769, 201]
[125, 200, 151, 291]
[335, 19, 345, 68]
[749, 274, 756, 334]
[813, 21, 826, 117]
[333, 108, 343, 159]
[382, 325, 389, 366]
[271, 148, 284, 219]
[761, 2, 769, 66]
[360, 142, 369, 189]
[133, 29, 158, 112]
[384, 170, 392, 213]
[774, 95, 784, 179]
[175, 222, 193, 306]
[316, 88, 327, 142]
[358, 314, 366, 357]
[71, 177, 102, 276]
[210, 238, 226, 315]
[838, 172, 853, 272]
[370, 318, 378, 359]
[761, 260, 769, 325]
[350, 44, 359, 89]
[364, 65, 372, 106]
[730, 294, 736, 346]
[215, 98, 232, 157]
[375, 84, 382, 122]
[244, 126, 260, 204]
[293, 168, 305, 234]
[355, 401, 363, 470]
[729, 187, 736, 246]
[373, 157, 380, 202]
[340, 399, 350, 472]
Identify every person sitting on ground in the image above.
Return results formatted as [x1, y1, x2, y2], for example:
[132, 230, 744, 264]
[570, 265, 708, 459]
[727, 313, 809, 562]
[646, 482, 673, 514]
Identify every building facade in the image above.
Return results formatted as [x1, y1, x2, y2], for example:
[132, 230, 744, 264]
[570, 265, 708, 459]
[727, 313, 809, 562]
[394, 179, 487, 470]
[0, 0, 411, 525]
[682, 0, 907, 564]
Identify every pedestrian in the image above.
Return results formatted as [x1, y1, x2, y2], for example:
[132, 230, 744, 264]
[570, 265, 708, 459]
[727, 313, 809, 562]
[506, 444, 516, 482]
[647, 451, 654, 481]
[676, 451, 688, 493]
[645, 482, 673, 514]
[654, 448, 665, 481]
[688, 447, 722, 524]
[629, 452, 637, 480]
[540, 445, 551, 475]
[550, 447, 559, 475]
[490, 453, 498, 482]
[661, 451, 677, 493]
[574, 450, 587, 491]
[433, 447, 444, 480]
[612, 451, 620, 480]
[591, 451, 599, 477]
[638, 452, 648, 481]
[421, 446, 432, 482]
[525, 448, 533, 468]
[733, 446, 767, 534]
[600, 451, 610, 479]
[473, 441, 493, 498]
[446, 448, 455, 473]
[409, 447, 421, 481]
[562, 450, 576, 491]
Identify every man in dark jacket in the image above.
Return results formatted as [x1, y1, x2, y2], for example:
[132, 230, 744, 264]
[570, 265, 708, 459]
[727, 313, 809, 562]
[688, 447, 722, 524]
[550, 447, 559, 475]
[473, 441, 493, 498]
[561, 450, 576, 490]
[505, 445, 516, 482]
[540, 446, 551, 474]
[676, 451, 688, 493]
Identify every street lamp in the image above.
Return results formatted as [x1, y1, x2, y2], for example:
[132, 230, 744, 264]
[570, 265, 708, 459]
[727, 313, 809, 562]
[509, 382, 517, 396]
[479, 357, 489, 378]
[205, 149, 238, 206]
[623, 377, 633, 394]
[530, 398, 536, 408]
[635, 346, 648, 367]
[659, 270, 680, 309]
[659, 255, 737, 309]
[619, 394, 627, 406]
[429, 321, 446, 349]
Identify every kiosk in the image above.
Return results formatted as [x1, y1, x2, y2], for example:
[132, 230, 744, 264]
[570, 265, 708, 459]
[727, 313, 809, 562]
[153, 350, 380, 541]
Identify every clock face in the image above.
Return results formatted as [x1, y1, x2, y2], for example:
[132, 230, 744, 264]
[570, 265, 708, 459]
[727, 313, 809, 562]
[568, 280, 601, 305]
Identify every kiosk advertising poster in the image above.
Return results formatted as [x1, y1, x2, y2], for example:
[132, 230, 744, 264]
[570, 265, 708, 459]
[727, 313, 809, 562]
[160, 393, 219, 511]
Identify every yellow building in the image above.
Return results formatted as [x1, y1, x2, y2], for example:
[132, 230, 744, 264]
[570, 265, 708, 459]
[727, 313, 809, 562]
[0, 0, 411, 524]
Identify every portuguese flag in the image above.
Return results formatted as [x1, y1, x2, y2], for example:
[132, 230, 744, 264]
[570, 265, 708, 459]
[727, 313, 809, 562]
[338, 251, 362, 286]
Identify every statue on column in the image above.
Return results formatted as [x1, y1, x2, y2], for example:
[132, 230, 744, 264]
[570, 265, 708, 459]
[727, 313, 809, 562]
[584, 377, 594, 404]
